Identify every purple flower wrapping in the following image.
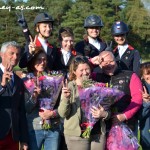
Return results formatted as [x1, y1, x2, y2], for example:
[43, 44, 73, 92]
[24, 73, 64, 130]
[78, 85, 124, 138]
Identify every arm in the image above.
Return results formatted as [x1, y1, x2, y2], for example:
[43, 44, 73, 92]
[24, 89, 38, 114]
[16, 10, 32, 42]
[123, 73, 143, 120]
[58, 81, 71, 118]
[58, 94, 71, 118]
[138, 102, 150, 120]
[133, 50, 141, 76]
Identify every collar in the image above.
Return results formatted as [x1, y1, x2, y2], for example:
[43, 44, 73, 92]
[61, 49, 71, 55]
[38, 37, 48, 44]
[88, 36, 99, 44]
[0, 63, 5, 72]
[118, 44, 128, 51]
[35, 36, 53, 49]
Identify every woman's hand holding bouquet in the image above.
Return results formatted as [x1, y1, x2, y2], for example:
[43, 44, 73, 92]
[91, 105, 107, 119]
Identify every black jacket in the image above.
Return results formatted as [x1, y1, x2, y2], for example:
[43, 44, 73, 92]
[0, 69, 28, 143]
[19, 30, 58, 70]
[75, 37, 107, 58]
[113, 45, 141, 76]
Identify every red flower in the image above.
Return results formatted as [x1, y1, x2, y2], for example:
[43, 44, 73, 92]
[38, 76, 46, 81]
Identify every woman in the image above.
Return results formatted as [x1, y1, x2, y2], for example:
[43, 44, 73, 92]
[138, 62, 150, 150]
[58, 55, 110, 150]
[75, 15, 107, 58]
[17, 12, 58, 70]
[111, 21, 141, 75]
[56, 27, 77, 73]
[23, 47, 61, 150]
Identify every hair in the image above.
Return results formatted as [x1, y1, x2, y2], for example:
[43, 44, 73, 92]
[27, 47, 47, 73]
[1, 41, 20, 53]
[99, 51, 115, 60]
[69, 55, 92, 81]
[58, 27, 74, 41]
[140, 62, 150, 78]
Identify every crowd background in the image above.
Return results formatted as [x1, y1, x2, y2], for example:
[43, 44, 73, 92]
[0, 0, 149, 62]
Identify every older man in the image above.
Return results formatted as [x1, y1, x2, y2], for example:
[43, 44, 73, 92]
[94, 51, 142, 135]
[0, 41, 28, 150]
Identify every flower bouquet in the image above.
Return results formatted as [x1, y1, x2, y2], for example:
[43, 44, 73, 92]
[78, 76, 124, 138]
[24, 71, 64, 130]
[106, 123, 139, 150]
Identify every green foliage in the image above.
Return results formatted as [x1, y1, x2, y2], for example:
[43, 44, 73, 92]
[0, 0, 149, 59]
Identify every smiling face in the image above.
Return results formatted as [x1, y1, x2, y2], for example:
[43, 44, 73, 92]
[1, 46, 20, 67]
[34, 52, 47, 74]
[87, 27, 100, 39]
[142, 70, 150, 84]
[37, 22, 52, 38]
[74, 63, 91, 81]
[113, 34, 126, 45]
[61, 36, 74, 51]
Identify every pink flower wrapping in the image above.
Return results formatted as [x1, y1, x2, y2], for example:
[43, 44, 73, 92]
[106, 123, 139, 150]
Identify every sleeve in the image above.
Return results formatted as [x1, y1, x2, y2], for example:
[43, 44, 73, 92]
[133, 50, 141, 76]
[19, 43, 34, 68]
[19, 82, 29, 143]
[138, 102, 150, 120]
[22, 29, 32, 43]
[24, 88, 38, 114]
[123, 73, 143, 120]
[0, 85, 5, 95]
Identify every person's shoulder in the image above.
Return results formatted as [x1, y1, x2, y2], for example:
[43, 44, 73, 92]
[75, 40, 85, 46]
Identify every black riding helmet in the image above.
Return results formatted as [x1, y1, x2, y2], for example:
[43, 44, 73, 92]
[34, 12, 54, 26]
[84, 15, 104, 28]
[111, 21, 129, 36]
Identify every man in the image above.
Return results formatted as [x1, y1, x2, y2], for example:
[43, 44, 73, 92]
[94, 51, 142, 135]
[0, 41, 28, 150]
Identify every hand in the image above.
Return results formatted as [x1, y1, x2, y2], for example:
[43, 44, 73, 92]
[1, 63, 13, 87]
[105, 41, 113, 51]
[16, 10, 28, 29]
[141, 86, 150, 102]
[90, 55, 100, 65]
[29, 35, 37, 54]
[62, 79, 71, 98]
[39, 109, 53, 120]
[90, 105, 107, 119]
[20, 143, 28, 150]
[112, 113, 126, 124]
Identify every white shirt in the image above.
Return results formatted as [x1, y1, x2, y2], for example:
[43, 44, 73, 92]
[118, 44, 128, 58]
[88, 36, 101, 50]
[61, 49, 71, 65]
[38, 37, 48, 53]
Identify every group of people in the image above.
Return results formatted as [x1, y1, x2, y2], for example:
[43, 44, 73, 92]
[0, 11, 149, 150]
